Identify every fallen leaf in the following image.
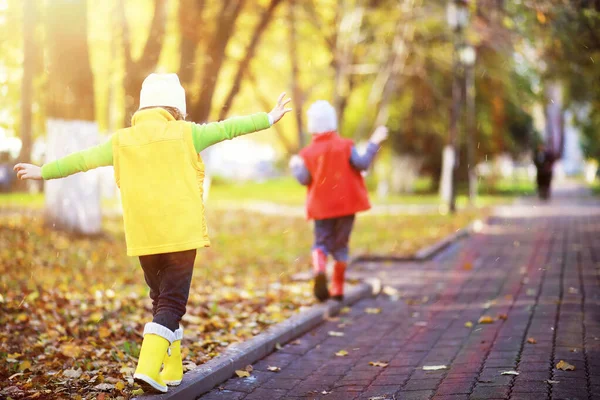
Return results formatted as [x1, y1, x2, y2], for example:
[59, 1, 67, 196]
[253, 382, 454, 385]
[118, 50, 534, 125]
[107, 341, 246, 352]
[340, 307, 351, 314]
[568, 287, 579, 294]
[98, 326, 111, 339]
[462, 262, 473, 270]
[93, 383, 114, 391]
[328, 331, 345, 337]
[465, 321, 473, 328]
[131, 388, 144, 396]
[478, 316, 494, 324]
[60, 343, 81, 358]
[290, 340, 301, 345]
[8, 372, 24, 380]
[369, 361, 389, 368]
[547, 379, 560, 384]
[422, 365, 447, 371]
[501, 370, 519, 375]
[115, 381, 125, 391]
[497, 314, 508, 320]
[415, 321, 428, 327]
[235, 370, 251, 378]
[275, 343, 282, 350]
[18, 361, 31, 371]
[556, 360, 575, 371]
[527, 337, 537, 344]
[244, 365, 253, 373]
[526, 289, 537, 296]
[365, 308, 381, 314]
[335, 350, 349, 357]
[267, 366, 281, 372]
[63, 368, 83, 379]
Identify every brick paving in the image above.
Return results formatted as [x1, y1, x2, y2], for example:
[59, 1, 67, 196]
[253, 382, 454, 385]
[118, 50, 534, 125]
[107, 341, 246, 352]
[198, 186, 600, 400]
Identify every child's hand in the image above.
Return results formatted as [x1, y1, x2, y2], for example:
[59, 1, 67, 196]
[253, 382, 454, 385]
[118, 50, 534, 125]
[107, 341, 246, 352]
[268, 93, 292, 125]
[370, 126, 389, 145]
[13, 163, 42, 180]
[289, 155, 304, 169]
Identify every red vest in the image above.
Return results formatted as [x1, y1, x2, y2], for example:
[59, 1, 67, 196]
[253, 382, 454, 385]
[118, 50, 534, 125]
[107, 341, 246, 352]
[299, 132, 371, 220]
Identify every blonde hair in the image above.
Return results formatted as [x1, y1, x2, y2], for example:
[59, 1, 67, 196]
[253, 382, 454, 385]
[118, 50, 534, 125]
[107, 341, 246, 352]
[139, 106, 186, 121]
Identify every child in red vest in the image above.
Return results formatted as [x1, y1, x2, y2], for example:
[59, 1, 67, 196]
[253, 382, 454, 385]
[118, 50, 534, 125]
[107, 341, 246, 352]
[290, 100, 387, 301]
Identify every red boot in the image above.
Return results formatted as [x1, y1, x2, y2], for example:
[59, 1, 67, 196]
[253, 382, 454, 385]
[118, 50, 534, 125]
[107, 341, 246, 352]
[330, 261, 346, 301]
[312, 249, 329, 302]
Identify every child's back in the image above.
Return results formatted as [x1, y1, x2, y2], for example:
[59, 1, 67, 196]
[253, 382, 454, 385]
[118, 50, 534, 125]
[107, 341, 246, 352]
[299, 131, 370, 220]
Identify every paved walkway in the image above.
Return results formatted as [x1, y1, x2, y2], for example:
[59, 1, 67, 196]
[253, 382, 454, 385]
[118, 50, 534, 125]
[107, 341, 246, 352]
[199, 185, 600, 400]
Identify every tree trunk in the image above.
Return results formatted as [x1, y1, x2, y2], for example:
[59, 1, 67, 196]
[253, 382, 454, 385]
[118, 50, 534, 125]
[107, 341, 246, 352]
[288, 0, 305, 149]
[189, 1, 245, 122]
[119, 0, 169, 126]
[18, 0, 35, 167]
[178, 0, 205, 113]
[45, 0, 101, 235]
[218, 0, 284, 120]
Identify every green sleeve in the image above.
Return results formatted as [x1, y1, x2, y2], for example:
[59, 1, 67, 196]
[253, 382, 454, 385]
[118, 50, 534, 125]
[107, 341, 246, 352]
[41, 137, 114, 180]
[191, 112, 271, 153]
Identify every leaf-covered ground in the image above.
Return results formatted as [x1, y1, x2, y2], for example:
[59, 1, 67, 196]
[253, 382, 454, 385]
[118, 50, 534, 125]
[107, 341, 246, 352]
[0, 207, 484, 399]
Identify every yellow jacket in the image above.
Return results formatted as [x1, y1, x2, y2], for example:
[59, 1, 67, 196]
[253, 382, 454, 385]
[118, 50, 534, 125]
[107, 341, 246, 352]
[41, 107, 272, 256]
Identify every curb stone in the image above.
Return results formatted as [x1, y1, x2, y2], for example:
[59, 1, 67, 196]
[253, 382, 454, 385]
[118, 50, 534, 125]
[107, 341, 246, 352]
[136, 282, 374, 400]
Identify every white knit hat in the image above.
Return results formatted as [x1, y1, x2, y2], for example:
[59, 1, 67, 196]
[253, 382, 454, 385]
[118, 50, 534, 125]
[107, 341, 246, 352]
[139, 73, 186, 115]
[307, 100, 337, 134]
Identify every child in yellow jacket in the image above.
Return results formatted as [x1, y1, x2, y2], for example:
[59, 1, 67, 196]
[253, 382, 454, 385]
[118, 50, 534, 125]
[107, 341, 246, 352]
[14, 73, 291, 393]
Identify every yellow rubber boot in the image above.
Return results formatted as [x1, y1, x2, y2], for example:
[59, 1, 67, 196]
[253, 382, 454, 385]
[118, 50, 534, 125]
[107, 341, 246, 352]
[133, 322, 175, 393]
[160, 327, 183, 386]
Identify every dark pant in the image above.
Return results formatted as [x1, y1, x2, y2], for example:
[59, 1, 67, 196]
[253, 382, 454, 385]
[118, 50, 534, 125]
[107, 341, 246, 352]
[139, 249, 196, 332]
[313, 214, 355, 262]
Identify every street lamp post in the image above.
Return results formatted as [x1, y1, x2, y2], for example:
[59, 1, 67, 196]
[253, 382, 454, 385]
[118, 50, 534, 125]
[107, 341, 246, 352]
[460, 44, 477, 205]
[443, 0, 470, 213]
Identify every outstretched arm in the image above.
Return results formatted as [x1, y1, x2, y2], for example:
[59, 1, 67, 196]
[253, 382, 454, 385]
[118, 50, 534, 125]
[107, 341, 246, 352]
[350, 126, 388, 171]
[289, 155, 311, 185]
[191, 93, 292, 153]
[14, 137, 114, 180]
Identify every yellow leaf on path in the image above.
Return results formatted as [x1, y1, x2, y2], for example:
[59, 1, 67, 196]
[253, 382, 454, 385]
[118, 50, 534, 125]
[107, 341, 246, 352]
[422, 365, 447, 371]
[98, 326, 110, 339]
[335, 350, 349, 357]
[527, 337, 537, 344]
[60, 343, 81, 358]
[556, 360, 575, 371]
[497, 314, 508, 320]
[478, 316, 494, 324]
[365, 308, 381, 314]
[131, 388, 144, 396]
[328, 331, 345, 337]
[115, 381, 125, 391]
[275, 343, 283, 350]
[369, 361, 389, 368]
[340, 307, 351, 314]
[501, 370, 519, 375]
[465, 321, 473, 328]
[267, 366, 281, 372]
[19, 361, 31, 371]
[463, 262, 473, 271]
[235, 370, 251, 378]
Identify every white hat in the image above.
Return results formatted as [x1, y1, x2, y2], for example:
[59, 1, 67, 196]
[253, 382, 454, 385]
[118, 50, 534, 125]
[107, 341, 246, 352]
[307, 100, 337, 134]
[139, 73, 186, 115]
